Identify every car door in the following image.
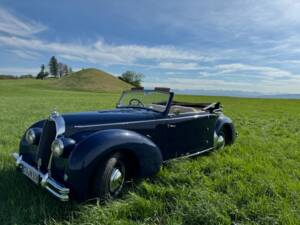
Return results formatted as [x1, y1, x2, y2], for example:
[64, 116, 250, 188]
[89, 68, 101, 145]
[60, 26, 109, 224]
[163, 113, 216, 159]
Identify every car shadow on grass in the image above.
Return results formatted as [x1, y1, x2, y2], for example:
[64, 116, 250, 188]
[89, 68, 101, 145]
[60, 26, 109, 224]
[0, 167, 79, 225]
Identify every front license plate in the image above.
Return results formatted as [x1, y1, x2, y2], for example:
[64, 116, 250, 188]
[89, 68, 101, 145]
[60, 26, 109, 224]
[22, 167, 39, 184]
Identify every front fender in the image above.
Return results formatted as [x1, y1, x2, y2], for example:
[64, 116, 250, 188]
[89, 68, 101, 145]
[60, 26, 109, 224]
[215, 115, 236, 145]
[19, 120, 46, 161]
[66, 129, 162, 201]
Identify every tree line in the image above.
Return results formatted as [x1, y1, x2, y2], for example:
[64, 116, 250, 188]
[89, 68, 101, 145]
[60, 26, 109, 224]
[0, 74, 34, 80]
[37, 56, 72, 79]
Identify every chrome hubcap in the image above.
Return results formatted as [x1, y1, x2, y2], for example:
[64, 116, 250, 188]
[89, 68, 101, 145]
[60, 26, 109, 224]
[217, 135, 225, 149]
[109, 167, 124, 194]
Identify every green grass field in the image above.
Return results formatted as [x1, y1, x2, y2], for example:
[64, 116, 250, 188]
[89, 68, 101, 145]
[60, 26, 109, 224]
[0, 79, 300, 225]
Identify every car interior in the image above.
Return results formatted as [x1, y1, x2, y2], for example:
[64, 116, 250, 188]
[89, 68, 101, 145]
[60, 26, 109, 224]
[149, 101, 221, 115]
[169, 102, 208, 115]
[170, 101, 222, 115]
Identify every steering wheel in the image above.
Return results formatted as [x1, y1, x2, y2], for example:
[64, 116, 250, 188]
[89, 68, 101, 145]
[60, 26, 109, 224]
[129, 98, 144, 107]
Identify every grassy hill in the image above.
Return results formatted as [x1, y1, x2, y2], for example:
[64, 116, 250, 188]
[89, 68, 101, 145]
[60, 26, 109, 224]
[50, 68, 132, 92]
[0, 79, 299, 224]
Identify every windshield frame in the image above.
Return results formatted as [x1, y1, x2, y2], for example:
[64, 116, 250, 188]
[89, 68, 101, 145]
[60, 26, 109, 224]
[116, 89, 174, 114]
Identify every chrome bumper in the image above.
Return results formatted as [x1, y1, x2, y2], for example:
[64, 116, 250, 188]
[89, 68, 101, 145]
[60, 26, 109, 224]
[12, 153, 70, 201]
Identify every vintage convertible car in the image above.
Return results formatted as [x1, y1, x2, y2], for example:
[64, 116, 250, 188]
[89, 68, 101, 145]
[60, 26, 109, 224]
[12, 87, 236, 202]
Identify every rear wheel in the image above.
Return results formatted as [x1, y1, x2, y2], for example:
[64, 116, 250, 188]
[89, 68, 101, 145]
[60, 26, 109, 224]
[92, 152, 126, 201]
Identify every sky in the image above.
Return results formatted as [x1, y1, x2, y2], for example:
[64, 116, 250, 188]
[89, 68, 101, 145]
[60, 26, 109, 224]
[0, 0, 300, 94]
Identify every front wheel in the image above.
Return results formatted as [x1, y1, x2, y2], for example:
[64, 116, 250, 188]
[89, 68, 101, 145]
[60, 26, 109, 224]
[92, 153, 126, 201]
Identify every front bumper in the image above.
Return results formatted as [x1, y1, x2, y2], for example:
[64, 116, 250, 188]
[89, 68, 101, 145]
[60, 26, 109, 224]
[12, 153, 70, 201]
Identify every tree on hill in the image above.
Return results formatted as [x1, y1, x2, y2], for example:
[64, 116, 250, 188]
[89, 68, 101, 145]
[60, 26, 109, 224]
[36, 64, 49, 79]
[49, 56, 58, 77]
[120, 71, 144, 87]
[63, 64, 69, 76]
[58, 62, 64, 78]
[37, 56, 72, 79]
[58, 63, 70, 77]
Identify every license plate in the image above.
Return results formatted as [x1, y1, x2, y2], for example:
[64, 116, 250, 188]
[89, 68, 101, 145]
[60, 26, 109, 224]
[22, 166, 40, 184]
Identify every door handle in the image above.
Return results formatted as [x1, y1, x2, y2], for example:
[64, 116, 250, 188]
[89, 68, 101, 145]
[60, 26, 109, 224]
[168, 124, 176, 128]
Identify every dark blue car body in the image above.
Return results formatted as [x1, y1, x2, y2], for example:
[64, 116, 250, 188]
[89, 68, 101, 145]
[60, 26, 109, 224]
[13, 88, 236, 201]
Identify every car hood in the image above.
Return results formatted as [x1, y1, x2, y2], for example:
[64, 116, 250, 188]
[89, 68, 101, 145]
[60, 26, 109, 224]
[62, 108, 161, 129]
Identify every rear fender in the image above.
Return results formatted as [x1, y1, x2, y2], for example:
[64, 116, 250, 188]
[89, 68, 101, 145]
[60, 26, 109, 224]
[66, 129, 162, 201]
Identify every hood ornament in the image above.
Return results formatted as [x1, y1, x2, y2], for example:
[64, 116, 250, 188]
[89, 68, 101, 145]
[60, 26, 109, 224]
[50, 107, 60, 118]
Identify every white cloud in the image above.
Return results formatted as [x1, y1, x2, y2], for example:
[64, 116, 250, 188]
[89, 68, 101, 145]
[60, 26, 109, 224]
[0, 67, 39, 75]
[144, 76, 300, 94]
[0, 36, 209, 65]
[158, 62, 201, 70]
[215, 63, 296, 79]
[94, 41, 208, 61]
[168, 0, 300, 34]
[278, 60, 300, 65]
[9, 49, 40, 59]
[0, 7, 46, 37]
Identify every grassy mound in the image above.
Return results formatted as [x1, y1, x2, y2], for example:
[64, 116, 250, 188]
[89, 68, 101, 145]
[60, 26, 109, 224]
[51, 68, 132, 92]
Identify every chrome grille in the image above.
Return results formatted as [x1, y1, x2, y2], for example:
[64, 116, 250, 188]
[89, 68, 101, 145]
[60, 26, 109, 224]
[36, 120, 56, 170]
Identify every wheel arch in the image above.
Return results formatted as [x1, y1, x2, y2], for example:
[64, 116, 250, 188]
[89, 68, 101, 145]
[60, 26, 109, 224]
[66, 129, 162, 201]
[215, 115, 236, 145]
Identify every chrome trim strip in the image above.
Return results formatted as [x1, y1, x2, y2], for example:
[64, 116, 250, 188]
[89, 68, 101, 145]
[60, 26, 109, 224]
[74, 114, 209, 129]
[12, 153, 69, 201]
[163, 147, 214, 163]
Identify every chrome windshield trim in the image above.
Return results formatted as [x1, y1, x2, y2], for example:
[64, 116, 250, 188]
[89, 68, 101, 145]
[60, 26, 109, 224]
[117, 89, 172, 115]
[74, 113, 209, 129]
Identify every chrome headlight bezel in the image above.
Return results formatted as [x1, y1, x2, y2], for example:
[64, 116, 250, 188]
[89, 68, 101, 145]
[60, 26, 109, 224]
[25, 128, 36, 145]
[51, 138, 64, 157]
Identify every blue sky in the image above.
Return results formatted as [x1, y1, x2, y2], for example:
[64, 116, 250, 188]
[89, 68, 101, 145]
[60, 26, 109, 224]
[0, 0, 300, 94]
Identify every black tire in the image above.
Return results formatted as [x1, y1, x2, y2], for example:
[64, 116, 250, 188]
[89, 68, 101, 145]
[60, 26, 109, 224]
[92, 152, 126, 201]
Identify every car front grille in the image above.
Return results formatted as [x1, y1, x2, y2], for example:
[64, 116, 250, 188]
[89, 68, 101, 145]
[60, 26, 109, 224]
[36, 120, 56, 170]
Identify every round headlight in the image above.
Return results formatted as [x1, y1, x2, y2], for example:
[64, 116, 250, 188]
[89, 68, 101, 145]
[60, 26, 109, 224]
[51, 139, 64, 157]
[25, 129, 36, 145]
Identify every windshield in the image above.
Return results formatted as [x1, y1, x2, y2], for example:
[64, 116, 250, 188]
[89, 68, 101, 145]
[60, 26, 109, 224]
[117, 90, 171, 113]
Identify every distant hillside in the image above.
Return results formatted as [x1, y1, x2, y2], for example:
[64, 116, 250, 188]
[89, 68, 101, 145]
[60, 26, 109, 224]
[51, 68, 132, 92]
[173, 89, 300, 99]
